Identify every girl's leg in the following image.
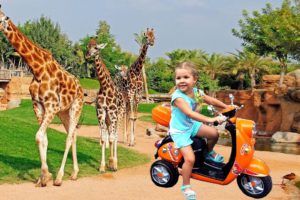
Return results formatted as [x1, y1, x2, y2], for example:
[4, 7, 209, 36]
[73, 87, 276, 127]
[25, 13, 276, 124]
[180, 145, 197, 199]
[180, 145, 195, 186]
[195, 124, 219, 152]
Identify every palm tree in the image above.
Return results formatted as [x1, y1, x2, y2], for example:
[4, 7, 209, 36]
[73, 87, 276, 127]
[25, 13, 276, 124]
[198, 53, 228, 80]
[229, 50, 274, 89]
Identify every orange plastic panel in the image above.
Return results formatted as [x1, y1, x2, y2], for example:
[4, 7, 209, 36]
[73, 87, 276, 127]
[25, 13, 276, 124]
[152, 105, 171, 127]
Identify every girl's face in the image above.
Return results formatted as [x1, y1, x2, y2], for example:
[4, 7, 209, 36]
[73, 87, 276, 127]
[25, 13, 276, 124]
[175, 68, 197, 93]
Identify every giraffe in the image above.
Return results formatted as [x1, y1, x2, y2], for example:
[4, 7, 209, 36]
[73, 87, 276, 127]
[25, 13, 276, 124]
[114, 65, 130, 144]
[126, 28, 155, 146]
[0, 7, 84, 187]
[85, 38, 125, 172]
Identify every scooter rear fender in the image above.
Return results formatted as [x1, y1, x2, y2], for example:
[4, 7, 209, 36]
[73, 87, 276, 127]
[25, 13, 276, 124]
[243, 157, 270, 177]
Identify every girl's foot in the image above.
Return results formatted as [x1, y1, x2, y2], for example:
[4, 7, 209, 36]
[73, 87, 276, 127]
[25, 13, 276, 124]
[205, 150, 224, 163]
[181, 185, 197, 200]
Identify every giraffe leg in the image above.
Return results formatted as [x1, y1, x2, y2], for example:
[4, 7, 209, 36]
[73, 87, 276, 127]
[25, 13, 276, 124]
[99, 127, 107, 173]
[54, 100, 82, 186]
[123, 114, 128, 144]
[108, 116, 118, 171]
[70, 100, 82, 180]
[128, 99, 136, 146]
[35, 112, 55, 187]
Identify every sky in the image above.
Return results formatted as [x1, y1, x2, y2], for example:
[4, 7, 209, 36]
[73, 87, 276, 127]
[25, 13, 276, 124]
[1, 0, 283, 60]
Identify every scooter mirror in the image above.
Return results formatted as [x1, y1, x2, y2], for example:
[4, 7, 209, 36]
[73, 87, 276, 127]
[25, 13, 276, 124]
[229, 94, 234, 105]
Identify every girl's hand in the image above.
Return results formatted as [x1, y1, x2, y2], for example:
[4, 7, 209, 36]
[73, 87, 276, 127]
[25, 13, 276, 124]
[212, 115, 226, 124]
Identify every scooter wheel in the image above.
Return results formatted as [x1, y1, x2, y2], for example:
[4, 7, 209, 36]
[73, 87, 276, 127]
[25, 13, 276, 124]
[237, 174, 272, 199]
[150, 160, 179, 188]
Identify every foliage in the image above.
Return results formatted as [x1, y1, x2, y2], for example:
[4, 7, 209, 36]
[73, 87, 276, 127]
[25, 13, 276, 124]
[19, 16, 77, 69]
[232, 0, 300, 85]
[166, 49, 206, 69]
[228, 49, 274, 88]
[146, 58, 174, 93]
[198, 73, 220, 92]
[197, 53, 229, 80]
[80, 21, 136, 78]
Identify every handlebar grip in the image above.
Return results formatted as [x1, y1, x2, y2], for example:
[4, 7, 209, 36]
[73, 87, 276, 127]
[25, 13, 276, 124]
[213, 121, 219, 126]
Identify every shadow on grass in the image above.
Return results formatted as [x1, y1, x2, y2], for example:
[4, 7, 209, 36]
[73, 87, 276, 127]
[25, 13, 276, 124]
[0, 154, 39, 183]
[0, 146, 100, 183]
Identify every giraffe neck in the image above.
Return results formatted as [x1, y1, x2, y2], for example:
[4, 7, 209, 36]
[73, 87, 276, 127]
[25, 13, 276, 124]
[94, 55, 114, 89]
[3, 20, 53, 78]
[130, 44, 149, 75]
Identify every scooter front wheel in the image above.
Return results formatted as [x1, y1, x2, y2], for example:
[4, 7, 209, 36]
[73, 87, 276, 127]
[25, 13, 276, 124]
[150, 160, 179, 188]
[237, 174, 272, 199]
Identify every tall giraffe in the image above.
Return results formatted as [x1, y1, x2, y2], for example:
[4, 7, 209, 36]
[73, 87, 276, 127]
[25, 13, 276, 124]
[126, 28, 155, 146]
[0, 7, 84, 186]
[85, 39, 125, 172]
[114, 65, 130, 144]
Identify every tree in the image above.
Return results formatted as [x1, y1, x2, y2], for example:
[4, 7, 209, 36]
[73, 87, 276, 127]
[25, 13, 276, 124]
[197, 53, 228, 80]
[232, 0, 300, 86]
[146, 58, 174, 93]
[20, 16, 75, 66]
[229, 50, 274, 89]
[166, 49, 206, 69]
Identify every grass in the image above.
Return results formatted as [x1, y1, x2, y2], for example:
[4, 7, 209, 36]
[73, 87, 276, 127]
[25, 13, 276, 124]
[137, 103, 158, 113]
[79, 78, 99, 90]
[0, 100, 150, 184]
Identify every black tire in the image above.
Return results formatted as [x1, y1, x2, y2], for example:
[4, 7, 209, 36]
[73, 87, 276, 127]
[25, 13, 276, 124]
[150, 160, 179, 188]
[237, 174, 272, 199]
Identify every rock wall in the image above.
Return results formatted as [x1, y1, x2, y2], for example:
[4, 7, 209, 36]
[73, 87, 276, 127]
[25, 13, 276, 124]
[217, 71, 300, 136]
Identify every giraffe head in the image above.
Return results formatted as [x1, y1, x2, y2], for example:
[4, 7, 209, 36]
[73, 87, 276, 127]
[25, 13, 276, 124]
[145, 28, 155, 46]
[115, 65, 128, 80]
[85, 38, 107, 60]
[0, 5, 9, 32]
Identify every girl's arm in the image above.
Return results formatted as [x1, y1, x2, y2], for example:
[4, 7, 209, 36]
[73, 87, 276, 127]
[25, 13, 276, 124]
[203, 95, 230, 109]
[174, 98, 223, 123]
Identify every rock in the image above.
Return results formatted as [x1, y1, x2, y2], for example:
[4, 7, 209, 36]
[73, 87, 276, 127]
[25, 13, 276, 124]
[288, 89, 300, 102]
[6, 98, 21, 109]
[271, 132, 300, 143]
[287, 69, 300, 87]
[262, 75, 296, 88]
[0, 88, 4, 97]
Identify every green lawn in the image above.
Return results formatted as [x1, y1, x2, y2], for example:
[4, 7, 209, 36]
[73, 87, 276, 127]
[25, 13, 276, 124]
[0, 100, 150, 184]
[79, 78, 99, 90]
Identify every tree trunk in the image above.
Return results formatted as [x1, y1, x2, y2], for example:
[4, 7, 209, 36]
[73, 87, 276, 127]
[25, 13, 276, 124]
[237, 72, 245, 90]
[278, 57, 287, 87]
[142, 65, 149, 103]
[250, 71, 256, 89]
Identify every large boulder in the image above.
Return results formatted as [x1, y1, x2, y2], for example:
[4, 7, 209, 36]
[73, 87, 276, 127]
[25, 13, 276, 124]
[271, 131, 300, 143]
[287, 69, 300, 87]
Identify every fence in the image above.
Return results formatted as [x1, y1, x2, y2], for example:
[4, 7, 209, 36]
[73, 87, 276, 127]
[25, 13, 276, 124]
[0, 69, 24, 81]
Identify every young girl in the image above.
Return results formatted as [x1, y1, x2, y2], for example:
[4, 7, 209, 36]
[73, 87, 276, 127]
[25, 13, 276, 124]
[169, 62, 230, 200]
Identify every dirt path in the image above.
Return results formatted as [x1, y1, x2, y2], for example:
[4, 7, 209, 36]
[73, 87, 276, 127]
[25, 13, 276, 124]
[1, 119, 300, 200]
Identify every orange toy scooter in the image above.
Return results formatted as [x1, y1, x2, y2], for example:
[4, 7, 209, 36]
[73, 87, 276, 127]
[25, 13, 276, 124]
[150, 94, 272, 199]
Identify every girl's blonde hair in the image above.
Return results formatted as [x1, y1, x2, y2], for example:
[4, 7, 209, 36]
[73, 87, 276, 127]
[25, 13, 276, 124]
[175, 61, 198, 79]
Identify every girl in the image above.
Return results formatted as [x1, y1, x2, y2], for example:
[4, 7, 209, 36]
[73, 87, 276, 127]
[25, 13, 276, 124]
[169, 62, 230, 200]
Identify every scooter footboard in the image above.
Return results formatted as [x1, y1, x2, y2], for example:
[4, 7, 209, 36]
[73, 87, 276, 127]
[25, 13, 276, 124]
[243, 157, 270, 177]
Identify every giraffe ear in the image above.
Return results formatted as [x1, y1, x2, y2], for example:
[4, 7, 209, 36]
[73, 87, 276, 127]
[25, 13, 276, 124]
[114, 65, 121, 70]
[97, 43, 107, 49]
